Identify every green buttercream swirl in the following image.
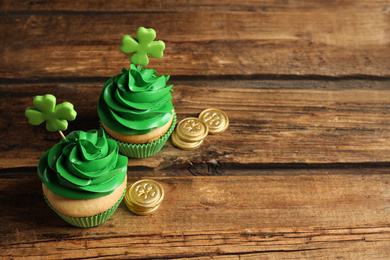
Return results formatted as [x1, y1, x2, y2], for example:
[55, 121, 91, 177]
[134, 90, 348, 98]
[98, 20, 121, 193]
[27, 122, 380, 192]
[38, 130, 128, 199]
[97, 64, 174, 135]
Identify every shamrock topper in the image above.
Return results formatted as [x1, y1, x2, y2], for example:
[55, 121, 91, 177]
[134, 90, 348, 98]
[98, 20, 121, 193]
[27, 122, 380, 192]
[120, 27, 165, 67]
[25, 94, 77, 139]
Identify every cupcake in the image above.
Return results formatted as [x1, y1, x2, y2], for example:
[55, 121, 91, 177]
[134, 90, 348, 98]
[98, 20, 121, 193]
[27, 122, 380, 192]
[37, 129, 128, 228]
[97, 27, 176, 158]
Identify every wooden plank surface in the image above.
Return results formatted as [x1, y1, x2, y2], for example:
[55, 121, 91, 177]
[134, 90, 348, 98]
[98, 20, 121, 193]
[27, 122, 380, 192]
[1, 0, 388, 12]
[1, 0, 390, 259]
[1, 10, 389, 79]
[1, 83, 390, 169]
[2, 174, 390, 259]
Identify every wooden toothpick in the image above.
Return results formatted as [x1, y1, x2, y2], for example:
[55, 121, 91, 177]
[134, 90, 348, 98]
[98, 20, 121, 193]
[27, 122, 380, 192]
[59, 130, 66, 139]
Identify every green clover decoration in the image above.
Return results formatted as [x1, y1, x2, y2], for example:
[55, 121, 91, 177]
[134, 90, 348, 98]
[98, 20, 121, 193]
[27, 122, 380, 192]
[25, 94, 77, 133]
[120, 27, 165, 66]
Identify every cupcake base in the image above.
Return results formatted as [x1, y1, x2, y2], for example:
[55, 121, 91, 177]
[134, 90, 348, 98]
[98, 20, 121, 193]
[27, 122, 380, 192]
[43, 190, 125, 228]
[103, 113, 177, 158]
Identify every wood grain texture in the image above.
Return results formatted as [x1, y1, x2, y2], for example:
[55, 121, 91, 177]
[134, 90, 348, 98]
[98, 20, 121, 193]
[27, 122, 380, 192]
[1, 0, 388, 12]
[1, 11, 389, 79]
[1, 84, 389, 169]
[1, 1, 390, 258]
[1, 174, 390, 259]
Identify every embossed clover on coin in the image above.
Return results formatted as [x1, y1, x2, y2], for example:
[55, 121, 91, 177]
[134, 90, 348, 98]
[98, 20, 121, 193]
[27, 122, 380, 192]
[183, 119, 202, 134]
[136, 183, 157, 200]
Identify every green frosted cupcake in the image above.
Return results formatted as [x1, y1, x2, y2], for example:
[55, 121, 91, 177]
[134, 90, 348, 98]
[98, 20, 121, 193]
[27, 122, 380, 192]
[38, 129, 128, 228]
[97, 27, 175, 158]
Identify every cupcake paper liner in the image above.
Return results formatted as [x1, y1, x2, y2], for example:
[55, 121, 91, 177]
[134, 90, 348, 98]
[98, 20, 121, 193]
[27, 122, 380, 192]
[102, 113, 177, 158]
[43, 189, 125, 228]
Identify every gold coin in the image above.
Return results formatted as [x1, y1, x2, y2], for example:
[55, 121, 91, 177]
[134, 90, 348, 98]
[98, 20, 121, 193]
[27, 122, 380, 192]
[125, 179, 164, 215]
[171, 130, 204, 150]
[175, 117, 209, 142]
[126, 205, 161, 216]
[199, 108, 229, 134]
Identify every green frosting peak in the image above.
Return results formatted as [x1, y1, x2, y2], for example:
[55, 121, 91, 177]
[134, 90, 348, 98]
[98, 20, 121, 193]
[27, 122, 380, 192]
[38, 129, 128, 199]
[98, 64, 174, 135]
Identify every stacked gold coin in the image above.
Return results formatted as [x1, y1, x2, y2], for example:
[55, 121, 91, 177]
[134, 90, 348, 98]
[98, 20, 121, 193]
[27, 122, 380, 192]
[124, 179, 164, 215]
[171, 117, 209, 150]
[199, 108, 229, 134]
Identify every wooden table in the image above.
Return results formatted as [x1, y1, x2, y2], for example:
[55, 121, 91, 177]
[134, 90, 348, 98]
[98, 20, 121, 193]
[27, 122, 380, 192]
[1, 1, 390, 259]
